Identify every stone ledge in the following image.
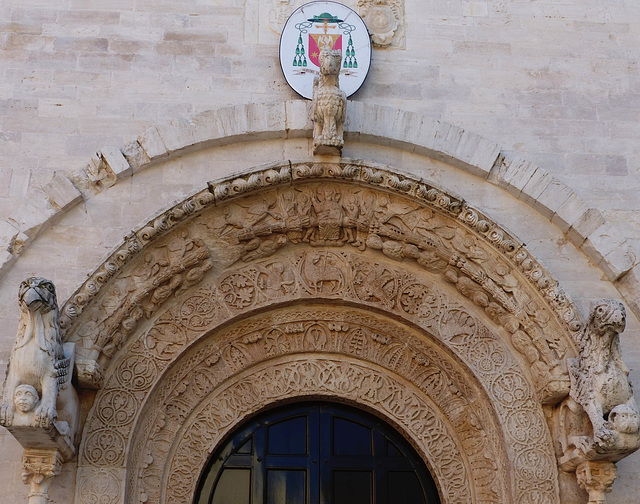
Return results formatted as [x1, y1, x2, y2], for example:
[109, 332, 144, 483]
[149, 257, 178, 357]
[0, 101, 634, 303]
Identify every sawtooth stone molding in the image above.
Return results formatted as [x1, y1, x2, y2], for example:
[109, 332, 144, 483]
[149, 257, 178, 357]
[0, 102, 637, 313]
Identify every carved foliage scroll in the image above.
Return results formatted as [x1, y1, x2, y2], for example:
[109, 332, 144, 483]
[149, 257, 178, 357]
[77, 279, 558, 504]
[62, 162, 581, 408]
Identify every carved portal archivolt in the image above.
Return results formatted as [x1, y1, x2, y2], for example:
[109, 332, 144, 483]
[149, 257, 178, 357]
[48, 159, 612, 504]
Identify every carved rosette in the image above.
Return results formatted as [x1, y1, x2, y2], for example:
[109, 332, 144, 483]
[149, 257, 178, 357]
[358, 0, 405, 48]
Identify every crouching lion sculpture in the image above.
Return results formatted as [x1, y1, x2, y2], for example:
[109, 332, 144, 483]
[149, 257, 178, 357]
[0, 277, 78, 441]
[558, 299, 640, 470]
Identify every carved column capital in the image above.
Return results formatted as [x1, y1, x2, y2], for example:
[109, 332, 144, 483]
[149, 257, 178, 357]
[21, 448, 63, 504]
[575, 461, 617, 504]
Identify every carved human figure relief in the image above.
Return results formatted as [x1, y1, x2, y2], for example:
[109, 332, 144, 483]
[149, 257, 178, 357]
[312, 48, 347, 155]
[0, 277, 79, 442]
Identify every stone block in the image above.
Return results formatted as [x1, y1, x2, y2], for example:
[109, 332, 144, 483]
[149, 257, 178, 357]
[99, 146, 131, 179]
[244, 102, 286, 140]
[191, 110, 225, 145]
[358, 104, 399, 141]
[465, 136, 501, 178]
[285, 100, 312, 138]
[491, 155, 538, 198]
[567, 208, 606, 246]
[433, 122, 464, 161]
[18, 194, 57, 239]
[216, 105, 247, 139]
[581, 221, 629, 276]
[43, 172, 83, 211]
[385, 110, 423, 149]
[551, 192, 590, 233]
[600, 243, 635, 281]
[0, 219, 19, 246]
[137, 126, 168, 162]
[614, 264, 640, 317]
[519, 168, 552, 207]
[120, 140, 150, 173]
[532, 177, 575, 220]
[155, 118, 198, 154]
[53, 37, 109, 53]
[412, 117, 443, 158]
[0, 249, 16, 279]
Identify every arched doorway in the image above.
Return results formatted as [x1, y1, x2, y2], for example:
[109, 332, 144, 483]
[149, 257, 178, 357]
[195, 402, 441, 504]
[68, 160, 580, 504]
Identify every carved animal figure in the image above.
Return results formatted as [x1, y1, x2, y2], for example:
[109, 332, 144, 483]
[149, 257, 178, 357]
[312, 48, 347, 155]
[567, 300, 639, 447]
[0, 277, 78, 438]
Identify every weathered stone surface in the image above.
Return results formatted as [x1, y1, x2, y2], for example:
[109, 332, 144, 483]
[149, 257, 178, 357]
[312, 49, 347, 156]
[558, 300, 640, 475]
[0, 278, 79, 446]
[1, 2, 640, 503]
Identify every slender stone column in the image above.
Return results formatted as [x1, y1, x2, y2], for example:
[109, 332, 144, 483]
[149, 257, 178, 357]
[575, 461, 617, 504]
[21, 448, 63, 504]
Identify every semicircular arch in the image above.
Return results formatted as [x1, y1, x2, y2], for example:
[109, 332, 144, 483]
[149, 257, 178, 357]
[78, 300, 560, 504]
[64, 160, 582, 504]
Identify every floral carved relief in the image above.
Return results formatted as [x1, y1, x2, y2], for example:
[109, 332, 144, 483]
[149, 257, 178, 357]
[77, 292, 558, 504]
[67, 161, 580, 504]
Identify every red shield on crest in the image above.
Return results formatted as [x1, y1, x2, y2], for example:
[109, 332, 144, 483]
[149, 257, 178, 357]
[308, 34, 342, 67]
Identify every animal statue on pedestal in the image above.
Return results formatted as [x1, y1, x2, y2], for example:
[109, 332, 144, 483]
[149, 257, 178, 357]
[0, 277, 78, 440]
[558, 300, 640, 471]
[312, 48, 347, 155]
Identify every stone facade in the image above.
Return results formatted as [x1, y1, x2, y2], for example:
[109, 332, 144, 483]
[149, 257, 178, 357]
[1, 1, 640, 504]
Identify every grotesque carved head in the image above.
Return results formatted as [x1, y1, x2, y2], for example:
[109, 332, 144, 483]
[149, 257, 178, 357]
[609, 404, 640, 434]
[589, 299, 626, 336]
[318, 48, 342, 77]
[18, 277, 58, 313]
[13, 384, 40, 414]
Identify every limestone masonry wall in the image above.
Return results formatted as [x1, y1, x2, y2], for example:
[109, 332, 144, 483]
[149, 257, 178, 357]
[1, 0, 638, 242]
[1, 1, 639, 503]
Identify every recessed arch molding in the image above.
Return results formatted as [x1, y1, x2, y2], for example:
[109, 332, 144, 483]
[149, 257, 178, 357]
[64, 159, 590, 504]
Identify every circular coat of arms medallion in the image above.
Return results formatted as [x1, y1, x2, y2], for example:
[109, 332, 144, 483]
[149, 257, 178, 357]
[279, 1, 372, 99]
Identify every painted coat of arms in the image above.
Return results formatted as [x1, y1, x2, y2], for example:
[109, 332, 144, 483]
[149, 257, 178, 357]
[280, 1, 371, 99]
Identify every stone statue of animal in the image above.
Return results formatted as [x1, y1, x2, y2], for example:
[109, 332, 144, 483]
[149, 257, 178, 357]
[567, 300, 639, 449]
[312, 48, 347, 155]
[0, 277, 78, 439]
